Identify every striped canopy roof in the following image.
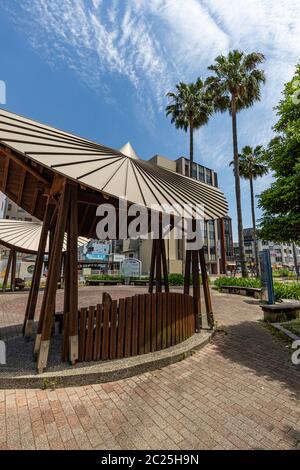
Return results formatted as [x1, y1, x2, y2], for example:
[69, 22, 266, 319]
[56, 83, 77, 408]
[0, 219, 88, 254]
[0, 109, 228, 220]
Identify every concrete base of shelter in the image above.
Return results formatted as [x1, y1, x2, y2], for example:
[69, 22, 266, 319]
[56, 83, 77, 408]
[0, 330, 213, 389]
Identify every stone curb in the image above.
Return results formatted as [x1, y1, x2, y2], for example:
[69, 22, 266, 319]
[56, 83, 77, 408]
[0, 331, 214, 389]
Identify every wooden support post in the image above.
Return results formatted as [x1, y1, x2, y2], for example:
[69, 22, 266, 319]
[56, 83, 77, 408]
[191, 250, 201, 332]
[184, 250, 191, 295]
[37, 182, 70, 373]
[149, 239, 156, 293]
[62, 221, 70, 362]
[2, 249, 12, 292]
[34, 221, 56, 357]
[68, 184, 79, 364]
[156, 238, 162, 293]
[23, 201, 53, 338]
[10, 248, 17, 292]
[219, 218, 226, 275]
[161, 239, 169, 293]
[199, 248, 214, 329]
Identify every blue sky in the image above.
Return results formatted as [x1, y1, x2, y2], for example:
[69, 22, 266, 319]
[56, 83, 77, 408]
[1, 0, 300, 240]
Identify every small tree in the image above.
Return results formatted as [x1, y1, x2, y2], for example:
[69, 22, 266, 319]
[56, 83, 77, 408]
[259, 64, 300, 253]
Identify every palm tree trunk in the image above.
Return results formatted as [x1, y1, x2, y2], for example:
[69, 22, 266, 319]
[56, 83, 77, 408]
[231, 99, 248, 278]
[250, 176, 260, 277]
[189, 119, 194, 178]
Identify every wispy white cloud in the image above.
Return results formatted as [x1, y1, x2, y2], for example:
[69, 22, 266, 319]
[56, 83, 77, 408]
[3, 0, 299, 116]
[1, 0, 299, 236]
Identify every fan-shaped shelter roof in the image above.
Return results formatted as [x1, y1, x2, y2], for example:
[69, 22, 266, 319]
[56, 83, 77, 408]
[0, 219, 88, 254]
[0, 109, 228, 235]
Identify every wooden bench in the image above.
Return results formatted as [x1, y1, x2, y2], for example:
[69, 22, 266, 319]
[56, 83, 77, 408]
[220, 285, 262, 299]
[260, 303, 300, 322]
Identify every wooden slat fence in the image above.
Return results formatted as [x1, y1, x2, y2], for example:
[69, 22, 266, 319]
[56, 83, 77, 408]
[72, 292, 195, 363]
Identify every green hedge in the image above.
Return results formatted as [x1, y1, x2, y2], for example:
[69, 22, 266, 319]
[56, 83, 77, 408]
[214, 276, 261, 288]
[214, 276, 300, 301]
[85, 273, 210, 286]
[86, 275, 124, 281]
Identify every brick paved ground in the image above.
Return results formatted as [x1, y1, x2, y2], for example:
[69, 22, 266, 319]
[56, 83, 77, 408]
[0, 287, 299, 450]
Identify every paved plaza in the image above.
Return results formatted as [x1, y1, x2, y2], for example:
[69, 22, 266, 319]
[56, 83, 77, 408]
[0, 287, 299, 450]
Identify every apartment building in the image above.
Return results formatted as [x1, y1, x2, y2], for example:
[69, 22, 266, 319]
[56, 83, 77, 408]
[233, 228, 300, 270]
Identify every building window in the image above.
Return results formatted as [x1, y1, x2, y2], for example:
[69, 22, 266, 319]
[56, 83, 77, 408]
[206, 169, 212, 185]
[25, 217, 32, 222]
[7, 203, 12, 210]
[198, 166, 205, 182]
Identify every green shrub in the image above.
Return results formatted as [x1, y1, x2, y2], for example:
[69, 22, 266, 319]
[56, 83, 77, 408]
[274, 282, 300, 301]
[168, 273, 184, 286]
[86, 274, 124, 281]
[214, 276, 261, 289]
[279, 268, 290, 278]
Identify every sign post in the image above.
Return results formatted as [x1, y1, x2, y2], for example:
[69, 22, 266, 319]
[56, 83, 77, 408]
[259, 250, 275, 305]
[121, 258, 142, 280]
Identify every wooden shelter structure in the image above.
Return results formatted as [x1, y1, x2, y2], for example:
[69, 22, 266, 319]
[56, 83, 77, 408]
[0, 109, 228, 373]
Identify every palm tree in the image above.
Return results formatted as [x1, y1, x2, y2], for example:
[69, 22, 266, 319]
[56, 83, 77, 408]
[166, 79, 212, 178]
[206, 50, 266, 277]
[230, 145, 268, 276]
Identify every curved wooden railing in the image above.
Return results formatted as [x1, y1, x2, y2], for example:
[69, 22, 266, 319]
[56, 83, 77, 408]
[71, 292, 196, 363]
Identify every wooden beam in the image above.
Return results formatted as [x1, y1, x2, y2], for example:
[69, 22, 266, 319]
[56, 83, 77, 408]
[0, 147, 51, 186]
[23, 201, 53, 338]
[1, 156, 10, 193]
[199, 248, 214, 329]
[17, 171, 26, 205]
[2, 249, 12, 292]
[78, 204, 90, 234]
[37, 183, 70, 373]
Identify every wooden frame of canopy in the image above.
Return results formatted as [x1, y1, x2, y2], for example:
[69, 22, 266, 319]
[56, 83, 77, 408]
[0, 109, 228, 372]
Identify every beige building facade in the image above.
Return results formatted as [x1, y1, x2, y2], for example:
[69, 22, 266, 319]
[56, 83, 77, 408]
[119, 149, 234, 276]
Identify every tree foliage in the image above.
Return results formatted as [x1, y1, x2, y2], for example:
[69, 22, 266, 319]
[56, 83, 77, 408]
[258, 64, 300, 243]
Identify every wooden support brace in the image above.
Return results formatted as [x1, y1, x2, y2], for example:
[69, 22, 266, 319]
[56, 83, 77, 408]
[2, 249, 12, 292]
[161, 239, 169, 293]
[156, 237, 162, 293]
[199, 248, 214, 329]
[184, 250, 191, 295]
[10, 248, 17, 292]
[37, 182, 70, 373]
[149, 239, 157, 293]
[23, 200, 53, 338]
[68, 183, 79, 364]
[191, 250, 201, 332]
